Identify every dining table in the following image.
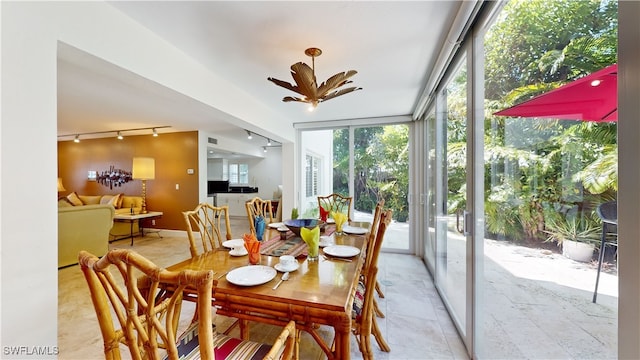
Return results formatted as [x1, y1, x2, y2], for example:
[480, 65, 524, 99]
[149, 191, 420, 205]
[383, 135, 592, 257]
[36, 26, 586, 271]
[164, 223, 370, 359]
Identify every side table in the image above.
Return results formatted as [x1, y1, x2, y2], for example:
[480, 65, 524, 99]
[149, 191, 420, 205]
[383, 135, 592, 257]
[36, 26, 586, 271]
[112, 211, 163, 246]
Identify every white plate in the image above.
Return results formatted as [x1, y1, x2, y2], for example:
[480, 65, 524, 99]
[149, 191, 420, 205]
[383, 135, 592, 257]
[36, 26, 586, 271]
[342, 225, 367, 235]
[274, 262, 299, 272]
[268, 222, 284, 229]
[229, 248, 248, 256]
[226, 265, 277, 286]
[323, 245, 361, 258]
[326, 218, 336, 224]
[222, 239, 244, 248]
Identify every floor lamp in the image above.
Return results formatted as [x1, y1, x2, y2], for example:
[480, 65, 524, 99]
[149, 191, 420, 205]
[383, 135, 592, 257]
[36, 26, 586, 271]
[132, 157, 155, 214]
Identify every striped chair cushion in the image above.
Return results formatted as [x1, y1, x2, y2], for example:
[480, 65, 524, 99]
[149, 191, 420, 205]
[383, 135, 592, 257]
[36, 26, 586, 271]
[352, 279, 365, 321]
[171, 322, 273, 360]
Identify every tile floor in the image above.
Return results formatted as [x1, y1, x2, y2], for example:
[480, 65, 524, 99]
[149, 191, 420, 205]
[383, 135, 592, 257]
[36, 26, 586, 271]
[58, 219, 468, 360]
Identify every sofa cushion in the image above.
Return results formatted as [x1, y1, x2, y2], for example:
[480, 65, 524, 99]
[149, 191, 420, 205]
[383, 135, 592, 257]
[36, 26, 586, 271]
[78, 195, 102, 205]
[66, 192, 84, 206]
[100, 194, 121, 207]
[58, 198, 73, 207]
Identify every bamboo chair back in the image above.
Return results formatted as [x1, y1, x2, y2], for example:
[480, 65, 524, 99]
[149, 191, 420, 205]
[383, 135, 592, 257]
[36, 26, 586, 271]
[78, 249, 215, 360]
[318, 193, 353, 221]
[183, 203, 232, 257]
[245, 197, 273, 236]
[364, 199, 385, 272]
[355, 209, 392, 357]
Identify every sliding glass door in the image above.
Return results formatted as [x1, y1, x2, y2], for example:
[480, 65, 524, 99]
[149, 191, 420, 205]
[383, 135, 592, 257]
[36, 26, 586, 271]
[298, 121, 412, 252]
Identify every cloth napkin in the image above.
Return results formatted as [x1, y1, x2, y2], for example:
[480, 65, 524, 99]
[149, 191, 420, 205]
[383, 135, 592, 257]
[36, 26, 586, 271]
[254, 215, 266, 240]
[331, 211, 347, 232]
[319, 206, 329, 222]
[243, 233, 261, 264]
[300, 226, 320, 258]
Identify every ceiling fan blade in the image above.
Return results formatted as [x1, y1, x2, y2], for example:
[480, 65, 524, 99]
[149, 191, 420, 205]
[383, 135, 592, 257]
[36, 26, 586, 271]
[267, 77, 305, 96]
[320, 86, 362, 102]
[317, 70, 359, 97]
[282, 96, 308, 103]
[290, 62, 318, 100]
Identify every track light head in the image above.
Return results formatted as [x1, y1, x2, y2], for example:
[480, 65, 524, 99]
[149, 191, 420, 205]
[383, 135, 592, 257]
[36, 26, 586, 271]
[152, 128, 158, 137]
[117, 131, 123, 140]
[74, 135, 80, 143]
[246, 130, 252, 140]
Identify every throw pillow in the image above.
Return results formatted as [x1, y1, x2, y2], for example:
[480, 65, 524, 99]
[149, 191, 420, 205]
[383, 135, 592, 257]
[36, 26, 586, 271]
[100, 195, 114, 205]
[66, 192, 83, 206]
[116, 193, 125, 209]
[58, 198, 73, 207]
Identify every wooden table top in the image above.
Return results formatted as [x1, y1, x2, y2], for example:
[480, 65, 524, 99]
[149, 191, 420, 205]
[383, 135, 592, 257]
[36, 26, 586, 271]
[166, 228, 367, 312]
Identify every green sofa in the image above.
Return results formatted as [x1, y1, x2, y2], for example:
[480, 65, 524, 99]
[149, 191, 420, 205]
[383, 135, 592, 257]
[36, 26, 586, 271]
[58, 203, 115, 268]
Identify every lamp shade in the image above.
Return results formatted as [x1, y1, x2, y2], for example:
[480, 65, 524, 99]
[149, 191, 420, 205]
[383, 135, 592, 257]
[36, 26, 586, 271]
[132, 157, 155, 180]
[57, 177, 66, 192]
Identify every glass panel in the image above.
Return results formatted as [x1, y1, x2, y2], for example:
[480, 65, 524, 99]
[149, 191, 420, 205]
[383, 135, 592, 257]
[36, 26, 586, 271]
[299, 129, 334, 218]
[481, 1, 618, 357]
[436, 54, 468, 332]
[425, 110, 437, 268]
[353, 124, 410, 251]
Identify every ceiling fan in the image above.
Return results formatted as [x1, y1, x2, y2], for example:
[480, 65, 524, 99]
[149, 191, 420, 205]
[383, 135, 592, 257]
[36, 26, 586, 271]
[267, 47, 362, 111]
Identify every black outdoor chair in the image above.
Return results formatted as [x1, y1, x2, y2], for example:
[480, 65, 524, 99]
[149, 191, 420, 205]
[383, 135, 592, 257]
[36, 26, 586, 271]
[593, 201, 617, 303]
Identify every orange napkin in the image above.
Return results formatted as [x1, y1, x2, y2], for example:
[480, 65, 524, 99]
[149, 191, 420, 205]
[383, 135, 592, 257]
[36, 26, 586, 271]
[243, 233, 261, 264]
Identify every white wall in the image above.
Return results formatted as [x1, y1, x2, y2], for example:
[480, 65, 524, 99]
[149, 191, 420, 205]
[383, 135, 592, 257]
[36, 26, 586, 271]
[1, 2, 294, 355]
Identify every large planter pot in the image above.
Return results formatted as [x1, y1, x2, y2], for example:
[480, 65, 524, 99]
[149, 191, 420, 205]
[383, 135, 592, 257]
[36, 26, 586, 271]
[562, 239, 595, 262]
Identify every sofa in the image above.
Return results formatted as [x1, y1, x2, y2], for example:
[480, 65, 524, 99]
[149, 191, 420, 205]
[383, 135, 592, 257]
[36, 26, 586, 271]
[58, 203, 115, 268]
[63, 192, 144, 239]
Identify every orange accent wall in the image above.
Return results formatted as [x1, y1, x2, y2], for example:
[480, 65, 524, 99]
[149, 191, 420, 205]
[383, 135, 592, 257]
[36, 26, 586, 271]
[58, 131, 199, 231]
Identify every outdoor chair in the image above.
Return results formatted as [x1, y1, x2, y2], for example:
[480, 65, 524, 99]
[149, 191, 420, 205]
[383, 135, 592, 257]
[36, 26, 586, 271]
[78, 248, 297, 360]
[350, 209, 393, 358]
[245, 197, 274, 238]
[318, 193, 353, 222]
[593, 201, 617, 303]
[183, 203, 232, 257]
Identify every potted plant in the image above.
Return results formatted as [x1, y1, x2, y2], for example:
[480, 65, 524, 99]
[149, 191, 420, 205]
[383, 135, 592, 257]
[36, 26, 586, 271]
[544, 215, 599, 262]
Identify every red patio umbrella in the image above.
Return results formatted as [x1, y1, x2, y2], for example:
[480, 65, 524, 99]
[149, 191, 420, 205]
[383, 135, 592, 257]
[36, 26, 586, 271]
[494, 64, 617, 122]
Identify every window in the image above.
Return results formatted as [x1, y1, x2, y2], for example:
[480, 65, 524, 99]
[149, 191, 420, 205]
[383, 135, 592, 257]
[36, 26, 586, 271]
[305, 154, 320, 197]
[229, 163, 249, 185]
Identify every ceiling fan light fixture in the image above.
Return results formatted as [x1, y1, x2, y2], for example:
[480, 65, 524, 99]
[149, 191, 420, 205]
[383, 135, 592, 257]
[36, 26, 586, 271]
[268, 47, 362, 110]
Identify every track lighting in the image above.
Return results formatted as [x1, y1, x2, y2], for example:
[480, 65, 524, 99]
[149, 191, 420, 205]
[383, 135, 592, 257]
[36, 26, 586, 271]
[247, 130, 253, 140]
[263, 146, 268, 153]
[267, 138, 272, 146]
[58, 126, 171, 142]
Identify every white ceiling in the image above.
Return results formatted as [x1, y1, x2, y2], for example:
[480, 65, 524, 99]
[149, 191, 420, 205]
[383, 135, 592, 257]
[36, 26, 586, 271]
[57, 1, 464, 151]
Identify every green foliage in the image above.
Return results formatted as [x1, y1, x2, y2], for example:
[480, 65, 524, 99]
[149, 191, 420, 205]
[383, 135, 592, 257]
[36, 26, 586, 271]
[543, 213, 600, 246]
[479, 0, 618, 243]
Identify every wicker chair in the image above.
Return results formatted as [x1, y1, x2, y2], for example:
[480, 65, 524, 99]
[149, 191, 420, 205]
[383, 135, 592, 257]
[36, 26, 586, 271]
[317, 193, 353, 222]
[351, 209, 392, 359]
[363, 199, 386, 317]
[78, 249, 297, 360]
[183, 203, 232, 257]
[245, 197, 274, 238]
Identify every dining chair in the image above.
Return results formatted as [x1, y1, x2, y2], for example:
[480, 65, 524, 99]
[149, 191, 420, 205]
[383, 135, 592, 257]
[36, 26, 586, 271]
[245, 197, 274, 238]
[78, 248, 297, 360]
[351, 209, 393, 358]
[593, 201, 617, 303]
[183, 203, 232, 257]
[363, 199, 386, 317]
[317, 193, 353, 222]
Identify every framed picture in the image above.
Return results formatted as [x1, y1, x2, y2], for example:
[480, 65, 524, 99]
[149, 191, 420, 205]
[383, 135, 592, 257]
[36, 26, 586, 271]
[88, 170, 97, 181]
